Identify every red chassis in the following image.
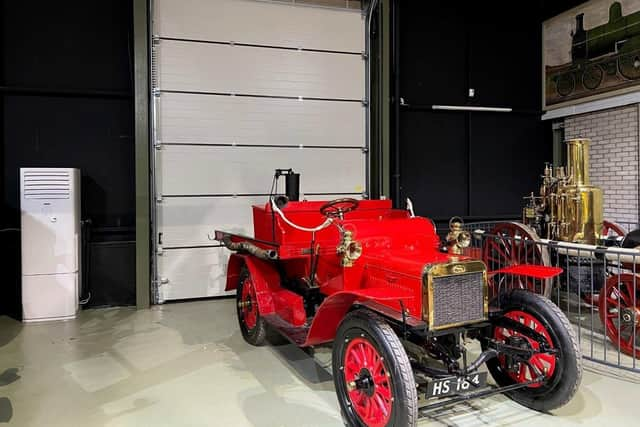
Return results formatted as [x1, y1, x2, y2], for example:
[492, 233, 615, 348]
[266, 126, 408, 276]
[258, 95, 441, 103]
[216, 198, 581, 426]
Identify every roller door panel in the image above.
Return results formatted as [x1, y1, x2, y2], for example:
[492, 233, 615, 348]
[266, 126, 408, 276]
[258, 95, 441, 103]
[157, 40, 364, 100]
[158, 92, 364, 147]
[158, 145, 365, 196]
[159, 196, 261, 248]
[152, 0, 366, 301]
[154, 0, 364, 52]
[157, 247, 232, 300]
[159, 194, 363, 248]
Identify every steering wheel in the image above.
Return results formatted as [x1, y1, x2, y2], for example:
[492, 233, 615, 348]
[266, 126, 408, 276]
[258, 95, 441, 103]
[320, 198, 360, 219]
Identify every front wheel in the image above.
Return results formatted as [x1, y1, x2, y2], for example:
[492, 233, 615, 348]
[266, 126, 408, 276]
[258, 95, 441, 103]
[484, 290, 582, 412]
[332, 310, 417, 427]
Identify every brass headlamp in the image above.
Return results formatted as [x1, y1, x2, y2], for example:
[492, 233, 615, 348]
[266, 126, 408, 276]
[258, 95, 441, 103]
[446, 216, 471, 255]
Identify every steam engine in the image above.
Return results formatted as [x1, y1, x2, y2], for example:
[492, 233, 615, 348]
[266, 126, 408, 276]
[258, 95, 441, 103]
[522, 138, 603, 245]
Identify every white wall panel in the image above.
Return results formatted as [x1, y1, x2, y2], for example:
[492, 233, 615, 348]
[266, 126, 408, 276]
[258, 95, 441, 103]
[158, 40, 364, 100]
[159, 145, 365, 196]
[158, 247, 233, 301]
[153, 0, 367, 301]
[159, 194, 363, 247]
[159, 93, 364, 147]
[154, 0, 364, 52]
[159, 196, 262, 247]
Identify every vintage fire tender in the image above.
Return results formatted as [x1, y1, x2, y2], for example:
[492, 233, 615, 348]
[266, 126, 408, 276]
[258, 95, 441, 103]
[215, 172, 581, 426]
[485, 138, 640, 358]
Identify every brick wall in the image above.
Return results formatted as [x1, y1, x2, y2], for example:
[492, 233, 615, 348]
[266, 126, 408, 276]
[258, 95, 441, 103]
[564, 105, 639, 226]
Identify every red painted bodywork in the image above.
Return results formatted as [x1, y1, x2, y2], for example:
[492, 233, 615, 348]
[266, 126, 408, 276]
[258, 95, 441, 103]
[223, 200, 447, 345]
[221, 199, 561, 346]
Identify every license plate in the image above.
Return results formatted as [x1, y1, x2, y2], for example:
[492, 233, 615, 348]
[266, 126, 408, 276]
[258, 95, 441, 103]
[426, 372, 488, 398]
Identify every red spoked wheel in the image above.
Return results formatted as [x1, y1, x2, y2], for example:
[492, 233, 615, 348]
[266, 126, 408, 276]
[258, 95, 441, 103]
[602, 220, 627, 239]
[236, 267, 267, 346]
[599, 274, 640, 358]
[240, 276, 258, 330]
[344, 338, 392, 427]
[494, 310, 557, 388]
[333, 310, 417, 427]
[483, 290, 582, 412]
[483, 222, 552, 297]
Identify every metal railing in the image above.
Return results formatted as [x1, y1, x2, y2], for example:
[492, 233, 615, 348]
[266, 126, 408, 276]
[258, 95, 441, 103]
[461, 223, 640, 373]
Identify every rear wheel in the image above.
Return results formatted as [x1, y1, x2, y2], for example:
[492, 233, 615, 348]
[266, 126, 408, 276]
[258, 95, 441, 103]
[485, 290, 582, 411]
[332, 310, 417, 427]
[236, 266, 267, 346]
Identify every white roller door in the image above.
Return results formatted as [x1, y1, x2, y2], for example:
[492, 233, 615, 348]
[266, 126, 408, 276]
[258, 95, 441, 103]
[151, 0, 367, 302]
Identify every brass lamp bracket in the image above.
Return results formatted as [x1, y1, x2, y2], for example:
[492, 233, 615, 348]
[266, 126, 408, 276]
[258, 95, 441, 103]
[337, 230, 363, 267]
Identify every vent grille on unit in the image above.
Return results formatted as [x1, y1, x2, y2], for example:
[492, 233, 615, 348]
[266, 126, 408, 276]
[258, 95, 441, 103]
[23, 171, 71, 199]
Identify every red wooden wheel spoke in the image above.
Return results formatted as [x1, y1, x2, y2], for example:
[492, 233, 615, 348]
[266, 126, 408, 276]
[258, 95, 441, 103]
[374, 393, 389, 417]
[490, 239, 510, 264]
[375, 383, 391, 400]
[373, 374, 387, 384]
[344, 338, 393, 427]
[483, 223, 550, 297]
[615, 283, 631, 307]
[493, 310, 556, 388]
[606, 296, 622, 308]
[599, 274, 640, 358]
[346, 360, 360, 376]
[241, 278, 258, 330]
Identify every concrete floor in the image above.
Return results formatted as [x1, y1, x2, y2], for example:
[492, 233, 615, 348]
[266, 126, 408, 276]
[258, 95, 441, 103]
[1, 299, 639, 427]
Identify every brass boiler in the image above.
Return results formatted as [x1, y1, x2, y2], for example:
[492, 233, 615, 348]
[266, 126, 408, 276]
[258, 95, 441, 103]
[554, 139, 603, 244]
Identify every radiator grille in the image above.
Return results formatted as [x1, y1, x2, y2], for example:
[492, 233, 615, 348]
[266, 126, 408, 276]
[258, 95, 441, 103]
[23, 171, 71, 199]
[431, 271, 485, 329]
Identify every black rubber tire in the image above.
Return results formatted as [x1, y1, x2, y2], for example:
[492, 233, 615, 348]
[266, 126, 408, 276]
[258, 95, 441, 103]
[484, 290, 583, 412]
[332, 309, 417, 427]
[236, 266, 268, 346]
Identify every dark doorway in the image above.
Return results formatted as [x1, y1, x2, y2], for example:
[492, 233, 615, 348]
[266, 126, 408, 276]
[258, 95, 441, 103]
[1, 1, 136, 317]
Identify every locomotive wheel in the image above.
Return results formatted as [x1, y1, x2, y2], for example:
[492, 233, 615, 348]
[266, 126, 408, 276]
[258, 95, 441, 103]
[236, 266, 267, 346]
[598, 274, 640, 358]
[332, 310, 417, 427]
[484, 290, 582, 412]
[618, 53, 640, 80]
[602, 220, 626, 238]
[483, 222, 552, 298]
[582, 64, 603, 90]
[555, 73, 575, 97]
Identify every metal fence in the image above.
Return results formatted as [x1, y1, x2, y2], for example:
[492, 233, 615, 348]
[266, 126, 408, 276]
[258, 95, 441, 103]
[458, 221, 640, 373]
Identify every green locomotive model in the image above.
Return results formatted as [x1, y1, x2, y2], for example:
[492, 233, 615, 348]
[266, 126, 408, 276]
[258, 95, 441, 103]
[550, 2, 640, 99]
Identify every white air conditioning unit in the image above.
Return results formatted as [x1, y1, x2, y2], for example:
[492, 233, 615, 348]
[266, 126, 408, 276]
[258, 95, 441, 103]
[20, 168, 81, 322]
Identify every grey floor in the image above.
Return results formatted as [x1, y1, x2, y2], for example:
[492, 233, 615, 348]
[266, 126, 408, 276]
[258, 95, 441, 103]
[1, 299, 639, 427]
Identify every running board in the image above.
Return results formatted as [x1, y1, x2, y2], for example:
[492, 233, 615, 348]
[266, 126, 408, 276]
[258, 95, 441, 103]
[262, 314, 309, 346]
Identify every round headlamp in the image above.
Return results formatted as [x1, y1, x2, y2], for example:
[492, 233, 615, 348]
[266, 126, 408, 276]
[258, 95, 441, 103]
[457, 231, 471, 248]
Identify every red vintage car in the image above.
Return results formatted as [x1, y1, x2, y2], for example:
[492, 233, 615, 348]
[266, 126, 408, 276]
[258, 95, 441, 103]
[216, 193, 582, 426]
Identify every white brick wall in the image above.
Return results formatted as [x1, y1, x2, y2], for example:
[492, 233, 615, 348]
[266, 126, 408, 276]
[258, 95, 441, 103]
[564, 105, 639, 226]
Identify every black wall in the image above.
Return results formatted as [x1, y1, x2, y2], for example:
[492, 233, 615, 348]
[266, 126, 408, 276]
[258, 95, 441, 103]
[392, 1, 555, 222]
[1, 1, 136, 317]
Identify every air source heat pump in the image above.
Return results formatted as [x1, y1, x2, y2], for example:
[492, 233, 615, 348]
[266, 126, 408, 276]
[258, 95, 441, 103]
[20, 168, 81, 322]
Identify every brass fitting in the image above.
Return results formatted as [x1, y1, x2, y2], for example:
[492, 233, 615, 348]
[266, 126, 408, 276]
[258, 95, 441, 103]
[446, 217, 471, 255]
